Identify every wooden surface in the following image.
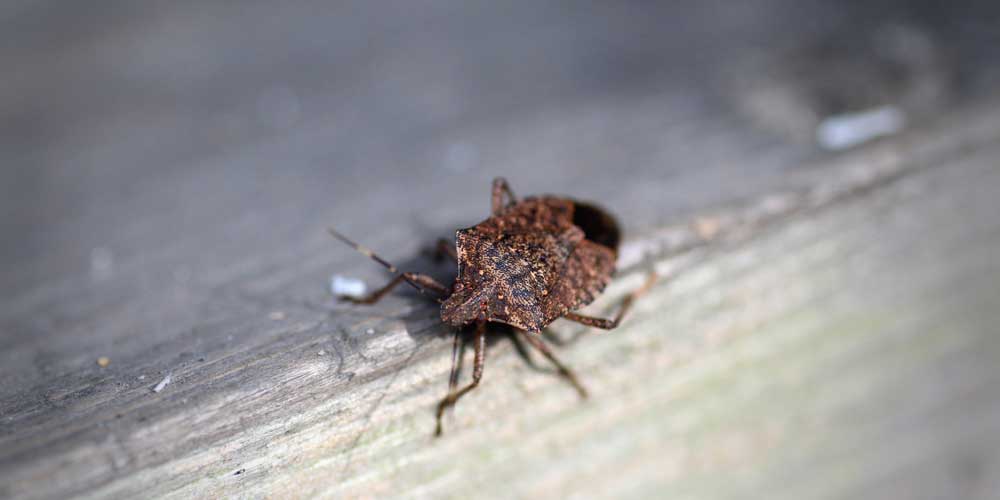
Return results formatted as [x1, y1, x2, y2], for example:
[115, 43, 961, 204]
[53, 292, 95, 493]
[3, 2, 1000, 499]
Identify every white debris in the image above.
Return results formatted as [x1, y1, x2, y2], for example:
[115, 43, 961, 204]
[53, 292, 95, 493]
[331, 274, 367, 298]
[268, 311, 287, 321]
[317, 350, 326, 356]
[816, 106, 906, 151]
[152, 372, 173, 393]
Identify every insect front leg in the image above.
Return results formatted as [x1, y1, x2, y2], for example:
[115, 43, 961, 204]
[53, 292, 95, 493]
[329, 228, 451, 302]
[435, 320, 487, 436]
[518, 331, 587, 398]
[563, 273, 658, 330]
[491, 177, 518, 215]
[446, 329, 464, 399]
[433, 238, 457, 263]
[341, 273, 450, 305]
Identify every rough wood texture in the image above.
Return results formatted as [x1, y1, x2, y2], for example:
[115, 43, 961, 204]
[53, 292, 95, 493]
[3, 2, 1000, 499]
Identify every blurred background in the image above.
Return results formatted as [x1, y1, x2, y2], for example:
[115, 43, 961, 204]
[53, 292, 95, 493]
[4, 0, 1000, 294]
[3, 1, 1000, 498]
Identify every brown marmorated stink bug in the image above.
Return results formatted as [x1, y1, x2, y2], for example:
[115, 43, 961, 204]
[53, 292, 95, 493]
[330, 178, 656, 435]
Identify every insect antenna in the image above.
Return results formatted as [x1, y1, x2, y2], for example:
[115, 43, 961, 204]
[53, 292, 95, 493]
[328, 228, 444, 303]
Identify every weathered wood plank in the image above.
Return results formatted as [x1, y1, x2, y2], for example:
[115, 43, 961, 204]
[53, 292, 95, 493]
[3, 103, 1000, 498]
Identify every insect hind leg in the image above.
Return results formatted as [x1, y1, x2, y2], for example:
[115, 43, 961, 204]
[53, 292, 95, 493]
[564, 273, 658, 330]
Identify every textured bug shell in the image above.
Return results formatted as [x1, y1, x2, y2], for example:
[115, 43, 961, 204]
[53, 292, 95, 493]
[440, 196, 618, 332]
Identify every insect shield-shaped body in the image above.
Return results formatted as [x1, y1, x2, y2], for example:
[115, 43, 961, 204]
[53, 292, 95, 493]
[441, 197, 620, 333]
[330, 178, 653, 436]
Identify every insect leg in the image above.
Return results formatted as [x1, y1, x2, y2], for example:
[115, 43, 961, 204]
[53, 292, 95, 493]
[435, 320, 487, 436]
[491, 177, 518, 215]
[518, 331, 588, 398]
[341, 273, 449, 304]
[433, 238, 457, 262]
[330, 228, 450, 302]
[564, 273, 658, 330]
[447, 329, 463, 398]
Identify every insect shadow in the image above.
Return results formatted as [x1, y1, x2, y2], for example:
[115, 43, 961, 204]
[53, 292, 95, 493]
[330, 177, 656, 436]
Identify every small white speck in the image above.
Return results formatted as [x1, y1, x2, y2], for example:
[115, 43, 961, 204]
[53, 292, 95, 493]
[365, 328, 375, 335]
[317, 350, 326, 356]
[268, 311, 287, 321]
[152, 372, 173, 393]
[138, 375, 146, 381]
[331, 275, 367, 298]
[817, 106, 905, 150]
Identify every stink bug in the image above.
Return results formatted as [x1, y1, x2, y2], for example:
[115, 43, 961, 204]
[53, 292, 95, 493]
[330, 178, 655, 435]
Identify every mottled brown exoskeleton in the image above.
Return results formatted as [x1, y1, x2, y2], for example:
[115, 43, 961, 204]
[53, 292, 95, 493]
[330, 178, 655, 435]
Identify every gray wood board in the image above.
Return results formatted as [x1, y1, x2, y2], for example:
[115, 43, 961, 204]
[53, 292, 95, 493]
[3, 103, 1000, 498]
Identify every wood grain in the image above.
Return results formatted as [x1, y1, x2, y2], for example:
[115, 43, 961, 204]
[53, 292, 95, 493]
[3, 105, 999, 498]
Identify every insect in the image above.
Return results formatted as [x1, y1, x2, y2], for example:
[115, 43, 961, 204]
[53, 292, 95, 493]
[330, 178, 655, 435]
